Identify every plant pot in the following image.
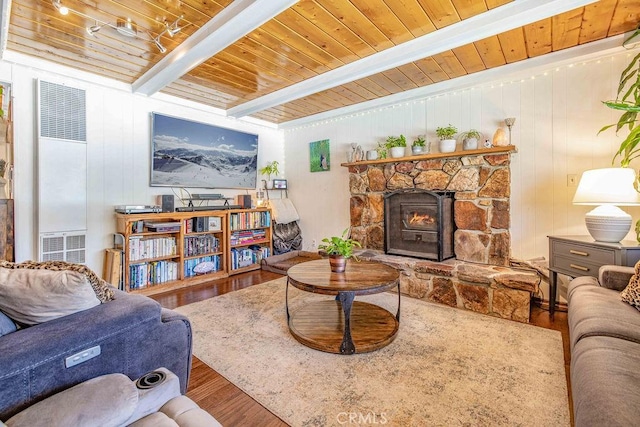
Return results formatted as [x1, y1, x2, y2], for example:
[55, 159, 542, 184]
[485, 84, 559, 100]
[329, 255, 347, 273]
[265, 180, 274, 190]
[366, 150, 378, 160]
[439, 139, 457, 153]
[411, 146, 424, 155]
[463, 137, 478, 150]
[389, 146, 406, 158]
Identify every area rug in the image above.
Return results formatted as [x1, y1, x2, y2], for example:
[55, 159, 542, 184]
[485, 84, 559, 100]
[175, 278, 570, 426]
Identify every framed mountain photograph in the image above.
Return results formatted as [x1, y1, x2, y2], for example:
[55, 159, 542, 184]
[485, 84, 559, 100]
[150, 113, 258, 189]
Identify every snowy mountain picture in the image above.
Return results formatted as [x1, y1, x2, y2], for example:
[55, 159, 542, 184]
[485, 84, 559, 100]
[151, 113, 258, 189]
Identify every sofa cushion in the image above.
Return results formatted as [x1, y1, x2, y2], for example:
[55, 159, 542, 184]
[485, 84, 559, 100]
[568, 280, 640, 349]
[5, 373, 138, 427]
[0, 311, 16, 337]
[571, 335, 640, 427]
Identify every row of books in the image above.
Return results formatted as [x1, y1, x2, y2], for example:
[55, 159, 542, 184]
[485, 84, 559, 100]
[184, 235, 219, 257]
[229, 211, 271, 231]
[230, 229, 267, 246]
[230, 245, 270, 270]
[184, 255, 221, 278]
[129, 260, 179, 290]
[129, 237, 177, 261]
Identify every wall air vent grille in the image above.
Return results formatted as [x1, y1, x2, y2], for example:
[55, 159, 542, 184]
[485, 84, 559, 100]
[39, 81, 86, 141]
[40, 231, 86, 263]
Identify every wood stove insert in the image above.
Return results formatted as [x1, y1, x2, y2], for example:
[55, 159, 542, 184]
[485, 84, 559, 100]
[384, 189, 455, 261]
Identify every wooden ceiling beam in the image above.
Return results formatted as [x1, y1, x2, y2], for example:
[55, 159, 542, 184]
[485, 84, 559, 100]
[132, 0, 299, 96]
[227, 0, 598, 118]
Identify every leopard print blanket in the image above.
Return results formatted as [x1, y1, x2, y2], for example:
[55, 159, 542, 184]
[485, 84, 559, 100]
[621, 260, 640, 311]
[0, 260, 115, 303]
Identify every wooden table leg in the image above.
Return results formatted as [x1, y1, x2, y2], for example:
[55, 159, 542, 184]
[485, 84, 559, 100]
[549, 270, 557, 318]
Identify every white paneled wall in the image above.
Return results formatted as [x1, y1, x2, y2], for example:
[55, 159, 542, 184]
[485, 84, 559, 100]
[0, 55, 283, 273]
[284, 49, 640, 301]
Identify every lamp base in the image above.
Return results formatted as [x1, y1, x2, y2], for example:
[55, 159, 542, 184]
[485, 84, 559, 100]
[585, 205, 632, 243]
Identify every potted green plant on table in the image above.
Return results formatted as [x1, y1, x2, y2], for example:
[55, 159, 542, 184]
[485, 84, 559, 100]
[436, 124, 458, 153]
[411, 135, 427, 155]
[385, 135, 407, 158]
[259, 160, 280, 189]
[318, 228, 362, 273]
[459, 129, 482, 151]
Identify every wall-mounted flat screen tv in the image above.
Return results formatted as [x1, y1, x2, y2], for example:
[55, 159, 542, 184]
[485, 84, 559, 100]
[150, 112, 258, 189]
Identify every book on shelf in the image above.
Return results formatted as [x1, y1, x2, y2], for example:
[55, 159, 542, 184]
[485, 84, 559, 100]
[183, 255, 221, 278]
[128, 260, 178, 290]
[230, 246, 270, 270]
[129, 236, 177, 261]
[229, 210, 271, 231]
[184, 234, 219, 257]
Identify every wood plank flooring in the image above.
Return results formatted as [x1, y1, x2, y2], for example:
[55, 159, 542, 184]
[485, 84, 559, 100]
[150, 270, 572, 427]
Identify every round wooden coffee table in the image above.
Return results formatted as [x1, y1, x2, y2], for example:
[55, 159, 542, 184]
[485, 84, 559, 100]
[286, 259, 400, 355]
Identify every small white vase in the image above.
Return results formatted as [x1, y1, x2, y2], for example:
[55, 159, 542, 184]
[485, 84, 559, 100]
[366, 150, 378, 160]
[411, 146, 424, 155]
[439, 139, 456, 153]
[463, 137, 478, 150]
[390, 146, 406, 158]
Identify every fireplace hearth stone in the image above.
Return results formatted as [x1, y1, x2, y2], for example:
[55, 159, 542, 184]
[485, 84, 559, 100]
[357, 249, 539, 323]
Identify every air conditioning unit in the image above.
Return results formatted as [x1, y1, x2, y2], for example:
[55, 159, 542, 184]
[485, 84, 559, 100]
[39, 231, 86, 263]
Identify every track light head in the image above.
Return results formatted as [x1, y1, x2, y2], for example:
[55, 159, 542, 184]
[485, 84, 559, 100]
[86, 22, 102, 36]
[52, 0, 69, 15]
[153, 37, 167, 53]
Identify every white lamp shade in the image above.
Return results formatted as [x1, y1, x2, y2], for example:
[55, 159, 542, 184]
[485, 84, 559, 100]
[573, 168, 640, 242]
[573, 168, 640, 205]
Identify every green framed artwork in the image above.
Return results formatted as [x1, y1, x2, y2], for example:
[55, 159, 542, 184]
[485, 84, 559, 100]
[310, 139, 330, 172]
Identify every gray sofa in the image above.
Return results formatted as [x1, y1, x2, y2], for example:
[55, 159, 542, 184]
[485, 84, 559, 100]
[568, 265, 640, 426]
[0, 289, 192, 420]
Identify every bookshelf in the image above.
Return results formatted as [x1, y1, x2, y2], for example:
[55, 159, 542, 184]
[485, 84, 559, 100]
[115, 208, 270, 295]
[228, 208, 272, 275]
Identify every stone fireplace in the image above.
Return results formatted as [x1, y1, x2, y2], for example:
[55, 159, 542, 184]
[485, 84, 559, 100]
[344, 147, 540, 323]
[384, 189, 455, 261]
[348, 149, 512, 266]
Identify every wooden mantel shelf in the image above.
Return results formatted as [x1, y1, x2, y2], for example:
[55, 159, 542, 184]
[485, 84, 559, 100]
[340, 145, 517, 167]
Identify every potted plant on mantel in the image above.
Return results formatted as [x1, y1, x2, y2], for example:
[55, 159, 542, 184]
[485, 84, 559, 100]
[259, 160, 280, 189]
[411, 135, 427, 155]
[385, 135, 407, 158]
[459, 129, 482, 151]
[318, 228, 361, 273]
[436, 124, 458, 153]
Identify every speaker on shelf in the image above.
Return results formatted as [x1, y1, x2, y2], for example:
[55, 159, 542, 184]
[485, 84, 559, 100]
[236, 194, 252, 209]
[157, 195, 175, 213]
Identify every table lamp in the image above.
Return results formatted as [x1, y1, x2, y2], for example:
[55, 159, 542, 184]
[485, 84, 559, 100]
[573, 168, 640, 242]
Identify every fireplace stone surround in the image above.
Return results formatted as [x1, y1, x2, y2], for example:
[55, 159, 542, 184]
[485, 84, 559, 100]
[343, 146, 539, 322]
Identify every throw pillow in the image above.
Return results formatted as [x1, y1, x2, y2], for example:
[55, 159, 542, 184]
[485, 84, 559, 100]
[621, 260, 640, 311]
[0, 260, 114, 302]
[0, 261, 115, 326]
[0, 310, 17, 336]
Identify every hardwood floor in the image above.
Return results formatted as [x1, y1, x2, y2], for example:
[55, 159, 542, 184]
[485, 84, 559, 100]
[151, 270, 572, 427]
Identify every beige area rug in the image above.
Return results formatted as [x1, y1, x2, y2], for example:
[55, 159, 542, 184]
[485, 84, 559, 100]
[176, 278, 570, 426]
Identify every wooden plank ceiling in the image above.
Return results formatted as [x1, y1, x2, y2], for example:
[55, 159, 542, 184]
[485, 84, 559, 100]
[6, 0, 640, 124]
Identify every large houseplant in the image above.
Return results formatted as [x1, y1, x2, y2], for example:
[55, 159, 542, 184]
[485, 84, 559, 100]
[318, 228, 361, 273]
[599, 51, 640, 168]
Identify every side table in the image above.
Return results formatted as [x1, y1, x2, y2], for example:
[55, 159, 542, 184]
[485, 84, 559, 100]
[547, 235, 640, 316]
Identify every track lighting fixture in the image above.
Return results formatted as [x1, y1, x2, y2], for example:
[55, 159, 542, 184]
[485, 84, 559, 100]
[153, 37, 167, 54]
[51, 0, 182, 53]
[52, 0, 68, 15]
[86, 21, 102, 36]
